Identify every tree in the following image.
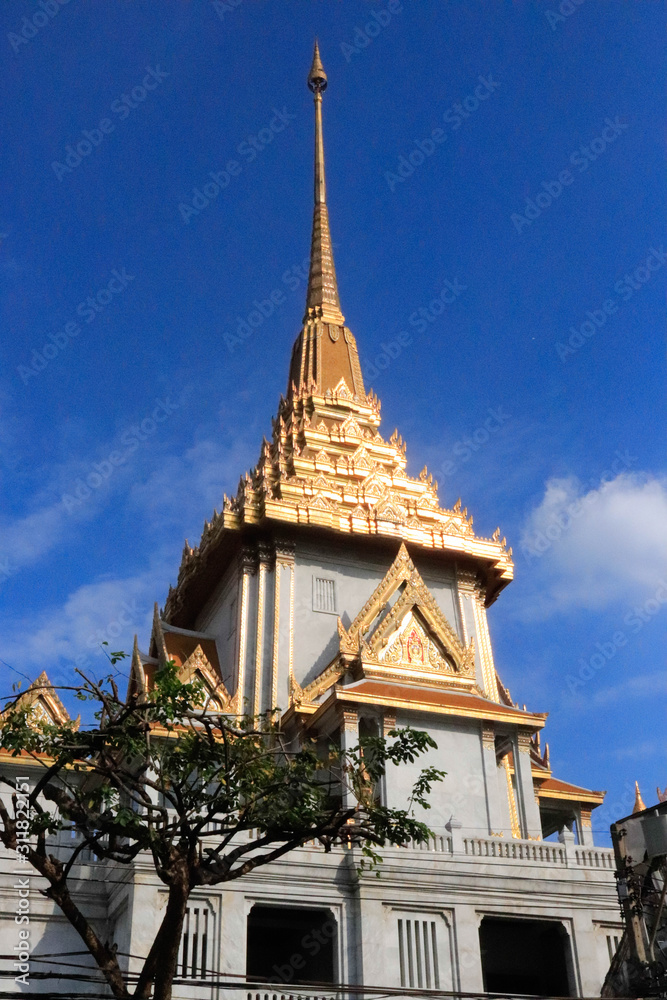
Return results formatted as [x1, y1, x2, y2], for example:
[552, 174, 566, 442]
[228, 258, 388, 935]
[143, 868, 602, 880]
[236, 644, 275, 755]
[0, 657, 444, 1000]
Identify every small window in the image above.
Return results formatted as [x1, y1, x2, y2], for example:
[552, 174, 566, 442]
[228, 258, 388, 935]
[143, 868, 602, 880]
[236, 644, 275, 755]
[313, 576, 337, 614]
[179, 904, 212, 979]
[398, 918, 440, 989]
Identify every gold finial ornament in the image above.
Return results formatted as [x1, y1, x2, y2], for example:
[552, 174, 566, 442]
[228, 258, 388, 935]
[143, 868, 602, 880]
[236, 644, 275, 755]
[632, 780, 646, 814]
[307, 39, 328, 93]
[303, 40, 344, 327]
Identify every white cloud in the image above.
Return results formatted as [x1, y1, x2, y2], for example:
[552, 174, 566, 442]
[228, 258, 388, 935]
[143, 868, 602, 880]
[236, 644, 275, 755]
[613, 740, 661, 762]
[0, 560, 169, 682]
[592, 670, 667, 708]
[0, 419, 257, 583]
[517, 472, 667, 617]
[126, 435, 256, 535]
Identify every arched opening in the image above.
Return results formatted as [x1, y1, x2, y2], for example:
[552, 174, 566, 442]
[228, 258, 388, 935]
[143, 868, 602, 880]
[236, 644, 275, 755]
[246, 905, 336, 986]
[479, 916, 573, 996]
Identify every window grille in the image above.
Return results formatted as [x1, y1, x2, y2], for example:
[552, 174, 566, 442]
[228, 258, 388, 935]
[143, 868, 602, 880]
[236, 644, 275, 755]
[179, 905, 210, 979]
[313, 577, 337, 614]
[398, 918, 440, 989]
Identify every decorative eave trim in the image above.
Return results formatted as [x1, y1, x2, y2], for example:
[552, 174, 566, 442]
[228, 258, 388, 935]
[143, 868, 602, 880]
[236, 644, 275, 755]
[291, 683, 547, 732]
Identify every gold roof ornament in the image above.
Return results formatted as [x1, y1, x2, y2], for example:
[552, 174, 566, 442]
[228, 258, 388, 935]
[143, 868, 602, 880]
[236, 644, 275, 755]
[0, 670, 73, 729]
[163, 47, 515, 625]
[303, 40, 344, 328]
[633, 780, 647, 814]
[287, 41, 366, 400]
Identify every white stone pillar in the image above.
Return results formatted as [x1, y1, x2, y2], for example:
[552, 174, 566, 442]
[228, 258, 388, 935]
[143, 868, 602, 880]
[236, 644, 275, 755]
[340, 707, 358, 811]
[580, 805, 595, 846]
[381, 710, 396, 809]
[252, 542, 272, 715]
[454, 905, 485, 993]
[275, 540, 295, 710]
[235, 546, 257, 714]
[514, 730, 543, 839]
[480, 722, 506, 836]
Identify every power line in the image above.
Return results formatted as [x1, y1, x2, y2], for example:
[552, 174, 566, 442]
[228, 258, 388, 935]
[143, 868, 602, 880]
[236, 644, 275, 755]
[0, 970, 640, 1000]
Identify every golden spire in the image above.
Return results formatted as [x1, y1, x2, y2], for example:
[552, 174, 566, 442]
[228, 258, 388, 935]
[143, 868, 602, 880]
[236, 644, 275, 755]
[304, 41, 345, 326]
[633, 780, 646, 814]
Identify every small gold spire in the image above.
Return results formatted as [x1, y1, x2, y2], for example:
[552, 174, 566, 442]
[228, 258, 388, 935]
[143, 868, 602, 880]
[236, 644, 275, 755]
[304, 41, 344, 326]
[633, 780, 646, 814]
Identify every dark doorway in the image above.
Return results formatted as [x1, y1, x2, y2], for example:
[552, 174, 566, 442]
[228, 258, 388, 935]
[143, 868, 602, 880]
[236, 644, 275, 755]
[246, 905, 336, 986]
[479, 917, 572, 996]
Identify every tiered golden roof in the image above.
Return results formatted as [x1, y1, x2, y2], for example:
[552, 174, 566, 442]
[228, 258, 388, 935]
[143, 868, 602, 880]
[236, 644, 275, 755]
[164, 43, 512, 623]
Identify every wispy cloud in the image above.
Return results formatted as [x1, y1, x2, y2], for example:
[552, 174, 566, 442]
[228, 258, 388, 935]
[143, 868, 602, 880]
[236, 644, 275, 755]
[0, 399, 257, 585]
[592, 670, 667, 709]
[613, 740, 661, 763]
[515, 472, 667, 618]
[0, 559, 169, 683]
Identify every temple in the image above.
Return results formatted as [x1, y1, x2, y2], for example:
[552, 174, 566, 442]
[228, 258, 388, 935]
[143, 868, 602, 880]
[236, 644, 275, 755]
[1, 43, 621, 998]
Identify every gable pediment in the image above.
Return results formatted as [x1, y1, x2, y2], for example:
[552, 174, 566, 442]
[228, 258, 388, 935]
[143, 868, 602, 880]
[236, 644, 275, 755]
[2, 671, 75, 729]
[292, 544, 477, 711]
[339, 542, 476, 688]
[176, 644, 233, 712]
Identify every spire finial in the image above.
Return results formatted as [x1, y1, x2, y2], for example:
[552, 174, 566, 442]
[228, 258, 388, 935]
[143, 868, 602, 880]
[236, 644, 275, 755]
[633, 780, 647, 814]
[308, 40, 327, 94]
[303, 41, 344, 326]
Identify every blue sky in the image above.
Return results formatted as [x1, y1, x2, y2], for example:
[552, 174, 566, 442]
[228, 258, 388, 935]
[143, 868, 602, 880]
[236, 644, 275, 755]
[1, 1, 665, 841]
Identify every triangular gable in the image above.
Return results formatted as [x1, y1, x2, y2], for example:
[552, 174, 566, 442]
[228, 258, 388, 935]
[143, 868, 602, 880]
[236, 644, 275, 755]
[3, 671, 73, 728]
[142, 615, 232, 712]
[339, 542, 475, 687]
[292, 544, 477, 710]
[177, 644, 232, 712]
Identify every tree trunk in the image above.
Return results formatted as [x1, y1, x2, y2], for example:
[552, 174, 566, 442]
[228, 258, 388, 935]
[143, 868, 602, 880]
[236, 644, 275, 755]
[47, 877, 130, 998]
[138, 875, 190, 1000]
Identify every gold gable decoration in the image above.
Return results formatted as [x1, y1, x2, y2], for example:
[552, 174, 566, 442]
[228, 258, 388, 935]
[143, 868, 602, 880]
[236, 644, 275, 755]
[1, 671, 75, 730]
[338, 543, 476, 690]
[290, 543, 477, 710]
[177, 644, 233, 713]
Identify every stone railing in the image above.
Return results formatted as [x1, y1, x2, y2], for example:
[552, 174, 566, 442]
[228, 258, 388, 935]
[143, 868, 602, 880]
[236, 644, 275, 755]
[400, 833, 615, 869]
[573, 846, 615, 869]
[463, 836, 567, 863]
[247, 993, 338, 1000]
[409, 833, 453, 853]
